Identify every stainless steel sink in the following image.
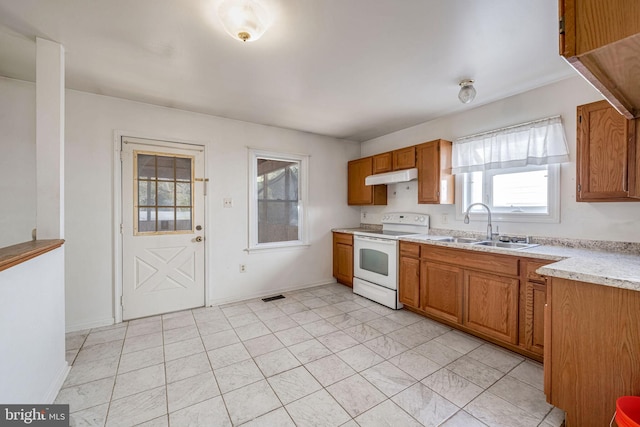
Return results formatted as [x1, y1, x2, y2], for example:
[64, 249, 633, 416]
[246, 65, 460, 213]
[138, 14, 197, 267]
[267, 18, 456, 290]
[470, 241, 539, 250]
[433, 236, 481, 244]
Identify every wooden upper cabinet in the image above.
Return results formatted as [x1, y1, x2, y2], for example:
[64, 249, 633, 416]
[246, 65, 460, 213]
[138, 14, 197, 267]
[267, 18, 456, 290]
[416, 140, 454, 204]
[372, 152, 393, 174]
[559, 0, 640, 119]
[576, 100, 639, 201]
[347, 157, 387, 205]
[392, 146, 416, 170]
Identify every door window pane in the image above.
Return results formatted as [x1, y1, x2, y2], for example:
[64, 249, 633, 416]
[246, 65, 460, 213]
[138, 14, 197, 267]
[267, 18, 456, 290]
[136, 152, 193, 234]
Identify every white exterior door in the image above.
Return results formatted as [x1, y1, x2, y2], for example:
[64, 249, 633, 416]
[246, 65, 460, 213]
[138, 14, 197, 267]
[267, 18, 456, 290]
[121, 137, 205, 320]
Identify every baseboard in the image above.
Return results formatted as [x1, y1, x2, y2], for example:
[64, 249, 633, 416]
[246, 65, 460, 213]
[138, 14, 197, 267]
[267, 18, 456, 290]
[43, 361, 70, 403]
[207, 279, 338, 307]
[65, 317, 115, 333]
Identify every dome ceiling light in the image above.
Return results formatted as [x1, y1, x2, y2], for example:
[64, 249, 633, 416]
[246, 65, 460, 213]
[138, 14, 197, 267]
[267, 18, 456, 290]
[218, 0, 270, 42]
[458, 79, 477, 104]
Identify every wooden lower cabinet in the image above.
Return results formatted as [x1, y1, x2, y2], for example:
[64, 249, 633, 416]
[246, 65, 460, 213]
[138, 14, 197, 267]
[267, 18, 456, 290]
[397, 243, 550, 360]
[545, 277, 640, 427]
[332, 232, 353, 287]
[421, 261, 463, 324]
[463, 270, 519, 344]
[398, 255, 420, 307]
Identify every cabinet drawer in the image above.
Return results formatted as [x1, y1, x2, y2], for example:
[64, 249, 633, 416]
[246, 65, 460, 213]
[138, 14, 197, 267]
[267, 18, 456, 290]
[422, 245, 519, 276]
[333, 232, 353, 246]
[400, 241, 420, 257]
[524, 260, 550, 283]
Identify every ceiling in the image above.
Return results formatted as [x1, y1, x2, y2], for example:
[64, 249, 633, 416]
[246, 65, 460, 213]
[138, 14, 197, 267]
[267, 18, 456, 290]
[0, 0, 575, 142]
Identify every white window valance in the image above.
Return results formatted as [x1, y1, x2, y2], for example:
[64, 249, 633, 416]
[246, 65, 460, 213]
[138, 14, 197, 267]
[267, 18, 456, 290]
[452, 116, 569, 174]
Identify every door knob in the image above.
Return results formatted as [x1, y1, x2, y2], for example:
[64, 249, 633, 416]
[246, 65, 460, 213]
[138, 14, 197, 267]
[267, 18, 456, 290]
[195, 236, 203, 242]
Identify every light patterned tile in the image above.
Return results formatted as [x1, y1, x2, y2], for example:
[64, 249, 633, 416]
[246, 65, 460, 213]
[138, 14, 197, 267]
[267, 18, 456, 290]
[301, 319, 339, 338]
[262, 315, 299, 333]
[334, 301, 366, 313]
[167, 372, 220, 413]
[317, 330, 359, 353]
[509, 360, 544, 391]
[467, 343, 524, 373]
[390, 326, 436, 348]
[383, 310, 423, 326]
[326, 374, 386, 417]
[391, 383, 459, 427]
[275, 326, 313, 347]
[135, 416, 168, 427]
[465, 391, 541, 427]
[106, 386, 167, 427]
[234, 321, 272, 341]
[222, 380, 281, 425]
[440, 410, 487, 427]
[290, 310, 323, 325]
[196, 319, 233, 336]
[227, 312, 260, 328]
[69, 403, 109, 427]
[365, 317, 404, 335]
[253, 307, 286, 321]
[64, 355, 119, 387]
[163, 337, 204, 362]
[76, 340, 124, 363]
[207, 343, 251, 369]
[422, 368, 484, 407]
[112, 364, 165, 400]
[214, 359, 264, 394]
[413, 340, 463, 366]
[344, 324, 383, 343]
[169, 396, 231, 427]
[326, 313, 361, 330]
[241, 407, 295, 427]
[221, 304, 252, 317]
[348, 308, 380, 323]
[337, 344, 384, 372]
[299, 297, 329, 309]
[163, 324, 199, 345]
[118, 346, 164, 374]
[165, 352, 211, 383]
[304, 355, 356, 387]
[312, 305, 344, 319]
[55, 377, 115, 412]
[285, 389, 351, 427]
[126, 321, 162, 339]
[541, 407, 566, 427]
[388, 350, 441, 380]
[447, 356, 504, 389]
[355, 400, 422, 427]
[254, 348, 301, 377]
[279, 302, 308, 315]
[83, 327, 127, 348]
[488, 375, 553, 420]
[267, 366, 322, 405]
[162, 313, 195, 331]
[363, 335, 409, 359]
[433, 330, 484, 354]
[288, 339, 332, 364]
[201, 329, 239, 351]
[66, 331, 89, 351]
[122, 332, 162, 354]
[243, 334, 284, 357]
[361, 361, 416, 397]
[405, 318, 451, 338]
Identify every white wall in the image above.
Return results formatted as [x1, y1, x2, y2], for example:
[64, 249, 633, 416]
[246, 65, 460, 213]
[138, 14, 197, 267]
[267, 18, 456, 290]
[0, 247, 68, 403]
[0, 77, 36, 247]
[361, 76, 640, 243]
[64, 89, 361, 330]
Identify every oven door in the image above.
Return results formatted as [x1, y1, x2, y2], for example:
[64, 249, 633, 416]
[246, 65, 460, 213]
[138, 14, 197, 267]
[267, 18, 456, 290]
[353, 235, 398, 290]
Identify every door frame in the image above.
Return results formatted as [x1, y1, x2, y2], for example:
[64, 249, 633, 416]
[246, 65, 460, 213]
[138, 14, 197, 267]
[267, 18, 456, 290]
[112, 130, 209, 324]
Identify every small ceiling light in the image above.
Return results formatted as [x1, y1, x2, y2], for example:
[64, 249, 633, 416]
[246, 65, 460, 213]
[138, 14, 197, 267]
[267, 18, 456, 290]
[218, 0, 270, 42]
[458, 79, 477, 104]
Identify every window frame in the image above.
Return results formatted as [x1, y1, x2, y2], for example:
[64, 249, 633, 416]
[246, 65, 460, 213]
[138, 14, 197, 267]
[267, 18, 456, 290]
[455, 164, 561, 224]
[248, 148, 309, 251]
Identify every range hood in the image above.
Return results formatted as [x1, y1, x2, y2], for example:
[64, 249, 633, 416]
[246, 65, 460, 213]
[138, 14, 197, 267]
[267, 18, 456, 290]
[365, 168, 418, 186]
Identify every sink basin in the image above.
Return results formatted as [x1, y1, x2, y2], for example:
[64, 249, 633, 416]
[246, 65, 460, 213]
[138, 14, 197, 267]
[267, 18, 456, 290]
[470, 241, 539, 250]
[432, 236, 480, 244]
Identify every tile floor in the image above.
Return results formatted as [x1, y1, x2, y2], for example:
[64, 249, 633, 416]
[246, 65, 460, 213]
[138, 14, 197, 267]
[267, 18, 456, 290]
[58, 283, 565, 427]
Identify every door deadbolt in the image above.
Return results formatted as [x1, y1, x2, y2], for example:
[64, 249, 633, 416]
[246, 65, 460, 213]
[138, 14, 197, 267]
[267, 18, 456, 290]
[195, 236, 203, 242]
[196, 225, 202, 231]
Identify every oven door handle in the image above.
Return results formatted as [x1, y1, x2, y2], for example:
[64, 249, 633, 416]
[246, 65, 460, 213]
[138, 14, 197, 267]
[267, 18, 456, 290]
[354, 235, 397, 245]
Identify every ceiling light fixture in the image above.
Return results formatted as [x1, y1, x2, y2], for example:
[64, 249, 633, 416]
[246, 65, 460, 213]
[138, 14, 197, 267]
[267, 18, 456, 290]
[218, 0, 270, 42]
[458, 79, 476, 104]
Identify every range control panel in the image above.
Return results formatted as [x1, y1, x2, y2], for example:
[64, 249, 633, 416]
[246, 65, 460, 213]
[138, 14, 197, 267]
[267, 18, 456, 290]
[381, 212, 428, 226]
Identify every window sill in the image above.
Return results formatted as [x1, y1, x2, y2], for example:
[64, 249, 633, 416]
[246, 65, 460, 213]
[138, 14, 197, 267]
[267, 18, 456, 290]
[244, 243, 310, 254]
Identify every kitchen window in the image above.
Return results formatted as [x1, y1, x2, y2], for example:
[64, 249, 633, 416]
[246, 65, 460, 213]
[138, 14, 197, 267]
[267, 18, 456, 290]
[248, 149, 309, 250]
[453, 116, 568, 223]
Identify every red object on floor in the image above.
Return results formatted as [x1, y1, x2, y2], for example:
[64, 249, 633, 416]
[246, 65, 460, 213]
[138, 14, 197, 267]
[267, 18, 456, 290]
[617, 396, 640, 427]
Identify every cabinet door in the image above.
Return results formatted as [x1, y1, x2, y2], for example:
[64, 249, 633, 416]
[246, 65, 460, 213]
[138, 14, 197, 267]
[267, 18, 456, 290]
[393, 147, 416, 170]
[463, 270, 519, 344]
[372, 152, 393, 174]
[524, 281, 546, 356]
[399, 256, 420, 308]
[420, 261, 463, 324]
[576, 100, 638, 201]
[417, 140, 454, 204]
[333, 233, 353, 287]
[348, 157, 387, 205]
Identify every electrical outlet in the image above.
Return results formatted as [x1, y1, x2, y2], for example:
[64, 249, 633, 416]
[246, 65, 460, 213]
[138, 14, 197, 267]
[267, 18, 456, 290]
[223, 198, 233, 208]
[239, 264, 246, 273]
[441, 213, 449, 224]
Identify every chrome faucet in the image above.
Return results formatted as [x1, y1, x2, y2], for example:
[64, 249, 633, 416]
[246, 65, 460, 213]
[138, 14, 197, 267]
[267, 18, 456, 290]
[464, 203, 493, 241]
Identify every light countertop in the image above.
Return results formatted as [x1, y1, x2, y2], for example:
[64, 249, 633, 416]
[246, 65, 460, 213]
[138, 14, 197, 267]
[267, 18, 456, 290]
[332, 228, 640, 292]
